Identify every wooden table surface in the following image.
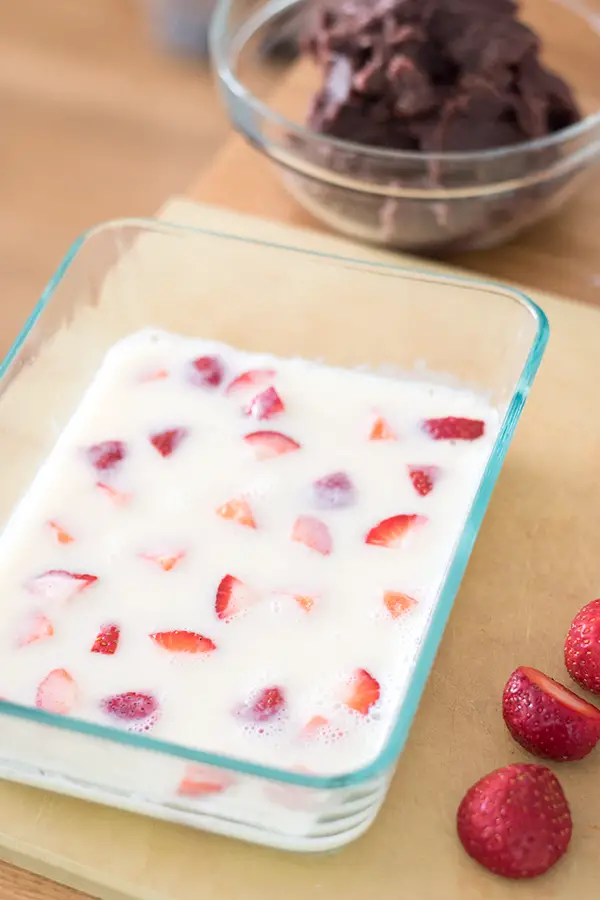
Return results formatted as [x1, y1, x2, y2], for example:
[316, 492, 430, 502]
[7, 9, 600, 894]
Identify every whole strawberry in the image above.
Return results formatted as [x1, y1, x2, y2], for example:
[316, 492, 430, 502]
[457, 764, 572, 879]
[502, 666, 600, 761]
[565, 598, 600, 694]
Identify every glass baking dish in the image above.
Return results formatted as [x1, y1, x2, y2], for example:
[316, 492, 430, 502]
[0, 219, 548, 852]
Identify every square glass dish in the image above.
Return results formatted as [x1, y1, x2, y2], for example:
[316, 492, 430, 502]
[0, 219, 548, 852]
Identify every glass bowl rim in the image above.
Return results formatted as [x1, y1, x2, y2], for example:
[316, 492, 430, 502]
[210, 0, 600, 167]
[0, 217, 549, 791]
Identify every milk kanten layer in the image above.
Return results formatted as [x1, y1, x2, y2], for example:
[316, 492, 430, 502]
[0, 330, 497, 798]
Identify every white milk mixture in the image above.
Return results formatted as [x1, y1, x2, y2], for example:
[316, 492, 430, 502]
[0, 329, 498, 796]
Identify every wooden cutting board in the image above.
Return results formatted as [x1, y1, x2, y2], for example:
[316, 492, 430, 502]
[1, 198, 600, 900]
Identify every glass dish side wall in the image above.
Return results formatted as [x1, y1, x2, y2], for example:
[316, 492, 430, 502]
[0, 220, 548, 850]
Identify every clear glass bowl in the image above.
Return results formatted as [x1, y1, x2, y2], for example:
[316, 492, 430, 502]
[0, 220, 547, 851]
[211, 0, 600, 253]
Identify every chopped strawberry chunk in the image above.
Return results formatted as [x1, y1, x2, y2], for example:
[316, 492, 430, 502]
[422, 417, 485, 441]
[312, 471, 356, 509]
[365, 514, 426, 547]
[216, 575, 260, 621]
[26, 570, 97, 602]
[48, 521, 75, 544]
[246, 386, 285, 420]
[216, 497, 256, 529]
[101, 692, 158, 721]
[384, 591, 417, 618]
[19, 612, 54, 647]
[91, 624, 120, 655]
[239, 686, 287, 723]
[294, 594, 316, 613]
[292, 515, 332, 556]
[150, 631, 216, 653]
[226, 369, 276, 395]
[369, 416, 396, 441]
[86, 440, 126, 472]
[149, 428, 188, 458]
[244, 431, 300, 460]
[36, 669, 78, 715]
[187, 355, 225, 388]
[301, 715, 344, 741]
[96, 482, 132, 505]
[177, 763, 235, 797]
[344, 668, 381, 715]
[140, 551, 185, 572]
[408, 465, 439, 497]
[140, 368, 168, 383]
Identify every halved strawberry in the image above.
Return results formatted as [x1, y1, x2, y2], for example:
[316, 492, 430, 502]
[91, 624, 120, 655]
[422, 417, 485, 441]
[36, 669, 78, 714]
[365, 514, 426, 547]
[216, 497, 256, 529]
[384, 591, 417, 619]
[19, 612, 54, 647]
[96, 482, 132, 505]
[101, 692, 158, 721]
[149, 428, 188, 458]
[140, 551, 185, 572]
[177, 763, 235, 798]
[246, 387, 285, 420]
[85, 440, 126, 472]
[150, 630, 216, 653]
[244, 431, 300, 460]
[369, 416, 396, 441]
[344, 668, 381, 715]
[226, 369, 276, 395]
[48, 520, 75, 544]
[408, 465, 439, 497]
[216, 574, 260, 620]
[187, 355, 225, 388]
[312, 471, 356, 510]
[238, 686, 286, 723]
[26, 570, 97, 602]
[292, 515, 332, 556]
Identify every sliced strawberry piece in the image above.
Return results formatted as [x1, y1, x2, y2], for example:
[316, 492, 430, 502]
[292, 515, 332, 556]
[140, 551, 185, 572]
[565, 598, 600, 694]
[365, 514, 426, 547]
[26, 570, 97, 602]
[246, 386, 285, 420]
[422, 416, 485, 441]
[244, 431, 300, 460]
[19, 612, 54, 647]
[344, 668, 381, 715]
[149, 428, 188, 458]
[216, 575, 259, 620]
[150, 630, 216, 653]
[36, 669, 78, 715]
[301, 715, 344, 741]
[187, 355, 225, 388]
[238, 686, 287, 723]
[457, 764, 572, 879]
[96, 481, 132, 505]
[47, 521, 74, 544]
[216, 497, 256, 529]
[502, 666, 600, 761]
[312, 471, 356, 510]
[226, 369, 276, 395]
[140, 368, 168, 383]
[101, 692, 158, 721]
[177, 763, 235, 798]
[85, 440, 126, 472]
[408, 465, 439, 497]
[369, 416, 396, 441]
[384, 591, 417, 619]
[91, 624, 120, 655]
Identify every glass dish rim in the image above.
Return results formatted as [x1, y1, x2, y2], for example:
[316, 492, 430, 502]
[210, 0, 600, 167]
[0, 217, 549, 791]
